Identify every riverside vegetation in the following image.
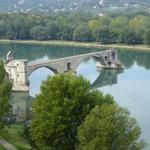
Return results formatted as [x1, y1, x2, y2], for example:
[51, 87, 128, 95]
[0, 10, 150, 45]
[30, 73, 145, 150]
[0, 61, 11, 133]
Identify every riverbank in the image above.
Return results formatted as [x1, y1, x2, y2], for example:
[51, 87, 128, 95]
[0, 39, 150, 51]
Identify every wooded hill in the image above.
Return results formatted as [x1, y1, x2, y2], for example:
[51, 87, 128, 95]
[0, 11, 150, 45]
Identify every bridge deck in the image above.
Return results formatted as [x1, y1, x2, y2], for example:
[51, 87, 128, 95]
[27, 51, 104, 67]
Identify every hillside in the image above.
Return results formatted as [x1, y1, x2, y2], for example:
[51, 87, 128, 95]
[0, 0, 149, 13]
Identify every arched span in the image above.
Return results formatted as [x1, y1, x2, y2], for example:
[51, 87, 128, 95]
[27, 65, 58, 78]
[76, 57, 100, 84]
[28, 67, 55, 97]
[73, 55, 100, 71]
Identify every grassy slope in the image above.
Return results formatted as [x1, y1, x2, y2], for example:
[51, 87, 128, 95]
[0, 145, 6, 150]
[0, 40, 150, 51]
[1, 125, 30, 150]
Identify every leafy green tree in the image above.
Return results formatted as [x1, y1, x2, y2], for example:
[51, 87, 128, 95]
[93, 27, 114, 44]
[109, 16, 129, 35]
[143, 30, 150, 45]
[6, 23, 17, 40]
[0, 20, 6, 38]
[30, 26, 48, 40]
[98, 16, 111, 27]
[13, 15, 36, 39]
[59, 24, 73, 40]
[123, 29, 140, 44]
[46, 21, 60, 40]
[1, 12, 150, 44]
[129, 15, 150, 34]
[30, 73, 114, 150]
[0, 61, 12, 133]
[73, 25, 93, 42]
[129, 15, 150, 43]
[77, 104, 146, 150]
[12, 16, 28, 39]
[109, 16, 129, 43]
[88, 20, 99, 30]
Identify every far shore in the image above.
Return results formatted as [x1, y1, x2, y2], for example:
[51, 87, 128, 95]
[0, 39, 150, 51]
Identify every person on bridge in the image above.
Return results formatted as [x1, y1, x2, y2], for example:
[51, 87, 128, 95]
[7, 50, 13, 63]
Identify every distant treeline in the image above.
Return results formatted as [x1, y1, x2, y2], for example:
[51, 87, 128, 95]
[0, 11, 150, 44]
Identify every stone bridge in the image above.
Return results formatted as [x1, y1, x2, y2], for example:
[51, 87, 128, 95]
[5, 49, 120, 92]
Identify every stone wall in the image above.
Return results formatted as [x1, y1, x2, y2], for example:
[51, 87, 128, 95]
[5, 59, 29, 91]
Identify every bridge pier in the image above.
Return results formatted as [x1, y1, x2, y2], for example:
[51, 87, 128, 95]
[5, 59, 29, 92]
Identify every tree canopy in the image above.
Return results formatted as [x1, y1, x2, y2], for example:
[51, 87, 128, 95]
[30, 73, 145, 150]
[77, 104, 146, 150]
[0, 11, 150, 44]
[0, 61, 12, 132]
[30, 73, 114, 150]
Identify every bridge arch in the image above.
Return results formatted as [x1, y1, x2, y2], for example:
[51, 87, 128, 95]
[68, 55, 100, 72]
[76, 57, 100, 83]
[28, 66, 55, 97]
[27, 65, 58, 78]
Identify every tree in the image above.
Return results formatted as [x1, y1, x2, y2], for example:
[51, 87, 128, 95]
[6, 23, 17, 40]
[98, 16, 111, 27]
[59, 24, 73, 41]
[77, 104, 146, 150]
[144, 30, 150, 45]
[109, 16, 129, 43]
[30, 73, 114, 150]
[0, 61, 12, 133]
[46, 21, 60, 40]
[123, 29, 140, 44]
[13, 15, 35, 39]
[30, 26, 48, 40]
[129, 15, 150, 43]
[109, 16, 129, 35]
[73, 25, 93, 42]
[93, 27, 114, 44]
[0, 20, 6, 38]
[88, 20, 99, 30]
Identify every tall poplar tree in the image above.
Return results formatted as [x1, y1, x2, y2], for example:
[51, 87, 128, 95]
[0, 61, 12, 132]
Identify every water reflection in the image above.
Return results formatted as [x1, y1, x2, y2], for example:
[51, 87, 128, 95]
[76, 58, 99, 83]
[118, 49, 150, 70]
[91, 69, 123, 89]
[9, 92, 34, 123]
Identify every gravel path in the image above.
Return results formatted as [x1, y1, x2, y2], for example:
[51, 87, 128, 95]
[0, 139, 17, 150]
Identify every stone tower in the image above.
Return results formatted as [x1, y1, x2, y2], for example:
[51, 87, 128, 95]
[5, 59, 29, 91]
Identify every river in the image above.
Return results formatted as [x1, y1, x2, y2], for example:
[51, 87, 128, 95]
[0, 43, 150, 149]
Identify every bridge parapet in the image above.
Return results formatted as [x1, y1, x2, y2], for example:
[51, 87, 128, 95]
[27, 56, 84, 75]
[27, 51, 113, 75]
